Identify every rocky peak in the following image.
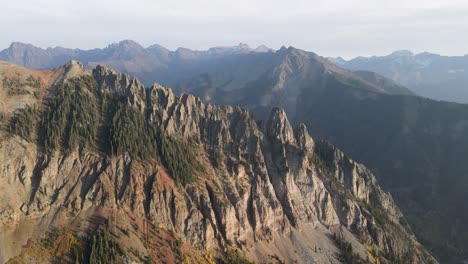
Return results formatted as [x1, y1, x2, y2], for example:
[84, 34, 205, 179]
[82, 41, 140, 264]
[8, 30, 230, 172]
[62, 59, 84, 71]
[3, 42, 46, 59]
[93, 64, 141, 92]
[146, 43, 169, 52]
[7, 42, 35, 52]
[233, 42, 250, 51]
[145, 44, 171, 60]
[389, 49, 414, 57]
[295, 123, 314, 150]
[93, 63, 118, 80]
[266, 107, 296, 144]
[92, 64, 146, 111]
[103, 40, 146, 60]
[107, 40, 144, 51]
[51, 60, 87, 83]
[254, 44, 272, 53]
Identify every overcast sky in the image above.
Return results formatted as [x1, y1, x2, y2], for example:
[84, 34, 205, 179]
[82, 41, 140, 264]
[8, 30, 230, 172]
[1, 0, 468, 58]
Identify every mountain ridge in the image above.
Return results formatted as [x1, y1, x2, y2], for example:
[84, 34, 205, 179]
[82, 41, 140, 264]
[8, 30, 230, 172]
[175, 45, 413, 122]
[169, 48, 468, 263]
[2, 41, 463, 262]
[0, 61, 434, 263]
[331, 50, 468, 103]
[0, 41, 400, 91]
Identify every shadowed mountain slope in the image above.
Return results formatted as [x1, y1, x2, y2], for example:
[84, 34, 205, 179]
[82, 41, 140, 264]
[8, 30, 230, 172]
[174, 47, 468, 264]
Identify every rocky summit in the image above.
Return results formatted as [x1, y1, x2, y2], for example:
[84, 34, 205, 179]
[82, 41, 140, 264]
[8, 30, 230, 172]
[0, 61, 435, 263]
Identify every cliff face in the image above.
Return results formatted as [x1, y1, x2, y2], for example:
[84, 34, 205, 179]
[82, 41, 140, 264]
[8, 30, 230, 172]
[0, 62, 434, 263]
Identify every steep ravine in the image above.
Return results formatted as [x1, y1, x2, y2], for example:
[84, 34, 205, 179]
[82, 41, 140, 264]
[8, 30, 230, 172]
[0, 61, 435, 263]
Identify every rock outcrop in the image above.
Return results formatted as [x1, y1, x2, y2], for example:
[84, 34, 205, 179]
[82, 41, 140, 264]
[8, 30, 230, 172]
[0, 61, 435, 263]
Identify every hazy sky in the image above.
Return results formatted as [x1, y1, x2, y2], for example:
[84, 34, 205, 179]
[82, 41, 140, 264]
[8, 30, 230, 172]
[1, 0, 468, 58]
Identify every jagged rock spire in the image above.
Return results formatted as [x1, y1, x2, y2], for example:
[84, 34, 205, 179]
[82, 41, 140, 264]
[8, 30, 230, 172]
[295, 123, 315, 150]
[266, 107, 296, 144]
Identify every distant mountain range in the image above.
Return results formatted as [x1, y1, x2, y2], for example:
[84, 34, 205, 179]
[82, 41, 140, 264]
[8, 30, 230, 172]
[1, 41, 468, 263]
[330, 50, 468, 103]
[0, 40, 273, 86]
